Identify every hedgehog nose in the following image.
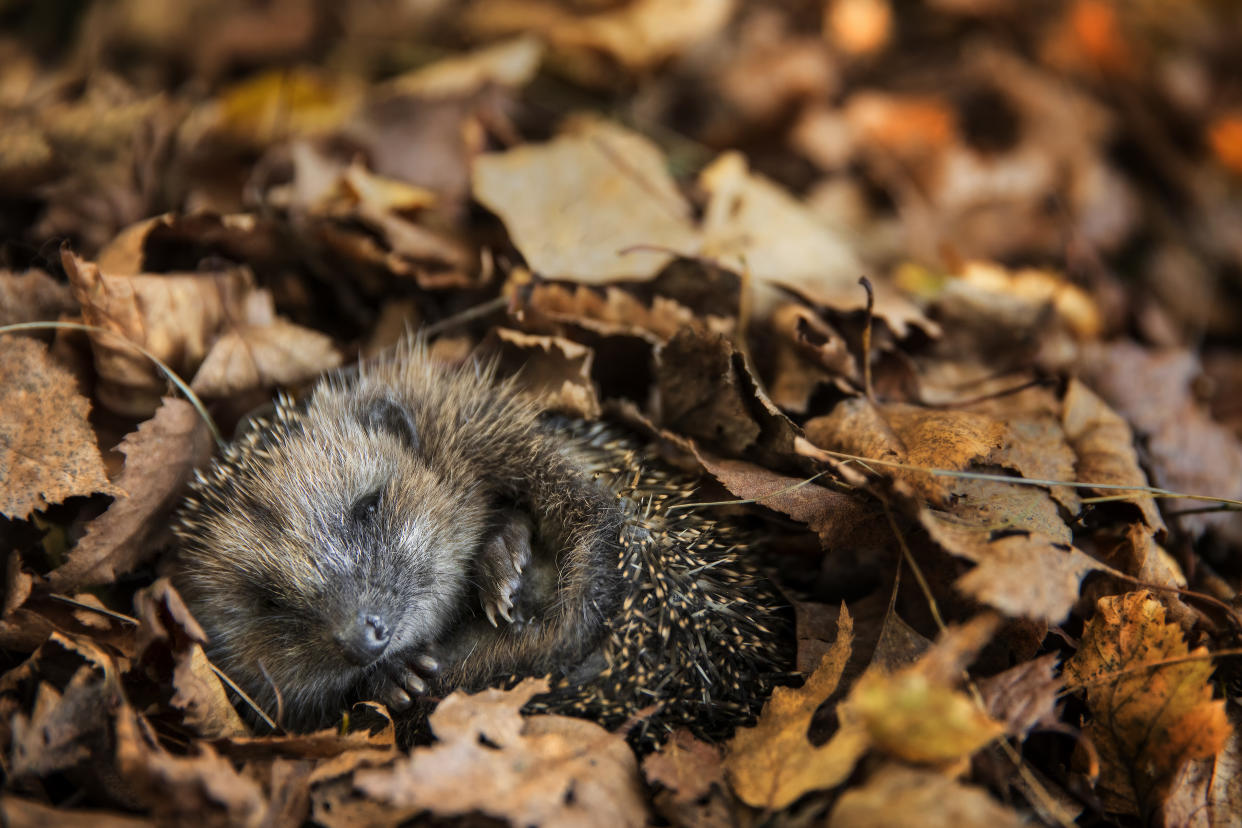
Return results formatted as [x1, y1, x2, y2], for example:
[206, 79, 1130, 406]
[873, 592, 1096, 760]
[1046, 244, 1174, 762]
[335, 612, 391, 665]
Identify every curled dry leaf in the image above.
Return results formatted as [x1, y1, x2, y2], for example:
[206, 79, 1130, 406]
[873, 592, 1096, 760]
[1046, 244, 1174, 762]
[0, 335, 119, 519]
[190, 316, 341, 398]
[1162, 724, 1242, 828]
[133, 580, 248, 740]
[472, 118, 699, 283]
[1064, 590, 1231, 816]
[826, 764, 1024, 828]
[487, 329, 602, 419]
[655, 328, 803, 461]
[840, 616, 1004, 765]
[8, 634, 120, 779]
[47, 399, 214, 591]
[356, 678, 648, 828]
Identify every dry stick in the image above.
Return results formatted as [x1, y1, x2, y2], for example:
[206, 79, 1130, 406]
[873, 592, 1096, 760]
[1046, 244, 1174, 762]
[48, 594, 138, 625]
[858, 276, 875, 404]
[213, 664, 279, 732]
[881, 498, 1073, 828]
[0, 321, 224, 447]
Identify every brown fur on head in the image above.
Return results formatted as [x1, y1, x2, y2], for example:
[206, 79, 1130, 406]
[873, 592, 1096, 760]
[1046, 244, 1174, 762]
[173, 343, 565, 729]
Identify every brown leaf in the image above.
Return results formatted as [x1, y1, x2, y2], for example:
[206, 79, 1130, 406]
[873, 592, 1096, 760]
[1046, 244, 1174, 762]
[976, 652, 1061, 737]
[689, 448, 872, 548]
[1064, 590, 1232, 816]
[642, 729, 724, 805]
[464, 0, 733, 76]
[190, 316, 341, 397]
[0, 797, 154, 828]
[114, 704, 269, 827]
[0, 335, 119, 518]
[382, 36, 543, 99]
[356, 679, 648, 827]
[698, 152, 934, 338]
[487, 329, 602, 419]
[0, 269, 76, 326]
[827, 764, 1024, 828]
[214, 702, 396, 761]
[1163, 723, 1242, 828]
[48, 399, 214, 591]
[472, 118, 699, 283]
[9, 634, 120, 779]
[656, 328, 803, 461]
[807, 395, 1106, 621]
[62, 249, 254, 416]
[725, 605, 858, 809]
[131, 579, 248, 740]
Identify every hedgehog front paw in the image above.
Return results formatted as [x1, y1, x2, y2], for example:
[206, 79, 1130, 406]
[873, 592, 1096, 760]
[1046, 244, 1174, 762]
[375, 650, 441, 712]
[478, 512, 533, 627]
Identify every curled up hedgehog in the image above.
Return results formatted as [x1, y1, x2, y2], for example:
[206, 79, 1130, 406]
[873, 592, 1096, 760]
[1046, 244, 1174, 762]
[172, 341, 790, 746]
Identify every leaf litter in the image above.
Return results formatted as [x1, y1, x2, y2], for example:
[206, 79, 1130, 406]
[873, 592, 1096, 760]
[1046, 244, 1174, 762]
[2, 1, 1242, 824]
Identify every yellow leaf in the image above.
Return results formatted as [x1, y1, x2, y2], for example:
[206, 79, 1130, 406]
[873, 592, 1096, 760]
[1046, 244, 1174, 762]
[847, 669, 1003, 764]
[1065, 591, 1232, 816]
[725, 606, 857, 809]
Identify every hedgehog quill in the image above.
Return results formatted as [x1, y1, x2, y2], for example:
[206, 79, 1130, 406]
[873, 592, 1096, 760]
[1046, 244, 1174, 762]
[173, 342, 789, 744]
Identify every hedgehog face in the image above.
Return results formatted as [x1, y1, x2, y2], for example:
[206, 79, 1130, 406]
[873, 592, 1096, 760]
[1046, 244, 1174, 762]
[173, 388, 493, 730]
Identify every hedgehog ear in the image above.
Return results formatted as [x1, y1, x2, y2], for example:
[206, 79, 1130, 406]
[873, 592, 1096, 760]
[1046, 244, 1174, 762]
[360, 396, 419, 451]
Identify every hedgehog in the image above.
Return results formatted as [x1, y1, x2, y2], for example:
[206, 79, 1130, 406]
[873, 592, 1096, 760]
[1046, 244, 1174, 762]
[172, 341, 789, 744]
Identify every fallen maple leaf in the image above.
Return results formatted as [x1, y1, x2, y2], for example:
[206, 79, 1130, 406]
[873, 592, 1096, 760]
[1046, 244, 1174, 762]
[1064, 590, 1231, 816]
[0, 335, 119, 519]
[487, 329, 601, 419]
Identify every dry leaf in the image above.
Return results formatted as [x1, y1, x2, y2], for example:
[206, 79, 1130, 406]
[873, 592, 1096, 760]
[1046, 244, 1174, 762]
[356, 679, 648, 827]
[383, 36, 543, 99]
[1163, 723, 1242, 828]
[725, 605, 857, 809]
[642, 729, 724, 805]
[487, 329, 602, 419]
[827, 764, 1023, 828]
[1064, 590, 1231, 816]
[464, 0, 734, 75]
[0, 335, 119, 518]
[133, 580, 249, 740]
[190, 317, 341, 397]
[472, 118, 699, 283]
[698, 152, 932, 338]
[977, 652, 1061, 737]
[0, 269, 76, 326]
[48, 399, 214, 590]
[0, 797, 153, 828]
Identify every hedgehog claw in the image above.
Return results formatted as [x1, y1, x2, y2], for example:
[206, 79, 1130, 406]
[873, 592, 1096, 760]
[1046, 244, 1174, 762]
[478, 512, 532, 627]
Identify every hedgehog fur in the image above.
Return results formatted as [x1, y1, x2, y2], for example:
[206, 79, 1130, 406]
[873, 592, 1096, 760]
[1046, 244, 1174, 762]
[172, 342, 789, 745]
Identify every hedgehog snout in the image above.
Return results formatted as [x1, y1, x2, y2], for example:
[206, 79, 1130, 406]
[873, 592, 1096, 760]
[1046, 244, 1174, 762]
[333, 611, 392, 666]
